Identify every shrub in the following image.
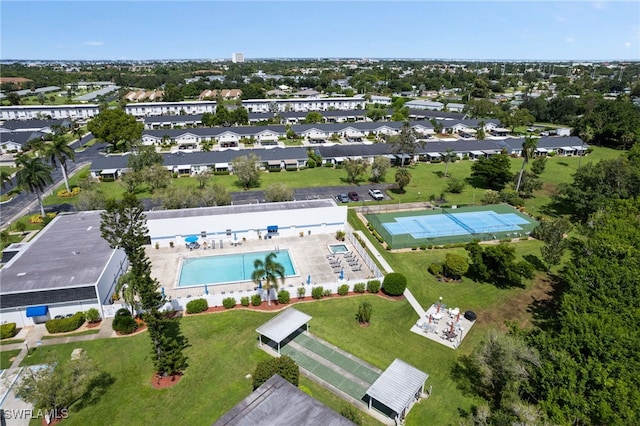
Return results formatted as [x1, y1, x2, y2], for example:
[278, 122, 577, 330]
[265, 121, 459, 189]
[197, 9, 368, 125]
[241, 296, 250, 307]
[382, 273, 407, 296]
[45, 312, 85, 334]
[251, 294, 262, 306]
[297, 287, 306, 299]
[1, 322, 17, 339]
[366, 280, 381, 293]
[356, 301, 372, 324]
[322, 289, 332, 297]
[420, 245, 427, 250]
[252, 355, 299, 390]
[222, 297, 236, 309]
[112, 309, 137, 334]
[428, 262, 443, 276]
[277, 290, 290, 304]
[311, 286, 324, 299]
[353, 283, 366, 293]
[186, 298, 208, 314]
[340, 404, 363, 426]
[307, 159, 316, 168]
[299, 385, 313, 396]
[85, 308, 101, 323]
[338, 284, 349, 296]
[56, 187, 81, 198]
[444, 253, 469, 279]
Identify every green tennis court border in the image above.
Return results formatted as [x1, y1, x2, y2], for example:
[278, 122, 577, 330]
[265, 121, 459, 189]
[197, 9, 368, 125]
[365, 204, 538, 249]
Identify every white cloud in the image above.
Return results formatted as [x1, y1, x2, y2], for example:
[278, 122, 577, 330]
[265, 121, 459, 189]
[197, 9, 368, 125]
[84, 41, 104, 46]
[565, 37, 574, 43]
[624, 42, 632, 48]
[592, 2, 607, 10]
[554, 16, 566, 23]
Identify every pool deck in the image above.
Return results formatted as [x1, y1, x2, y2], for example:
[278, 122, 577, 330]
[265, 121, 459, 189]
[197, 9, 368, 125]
[147, 233, 375, 299]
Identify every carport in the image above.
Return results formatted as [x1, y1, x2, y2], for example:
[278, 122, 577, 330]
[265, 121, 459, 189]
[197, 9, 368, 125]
[365, 358, 428, 423]
[256, 308, 312, 354]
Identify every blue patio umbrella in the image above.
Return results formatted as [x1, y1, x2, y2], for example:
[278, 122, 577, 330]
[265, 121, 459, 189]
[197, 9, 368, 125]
[161, 287, 165, 297]
[307, 275, 311, 285]
[339, 269, 344, 280]
[185, 235, 198, 243]
[204, 284, 209, 295]
[258, 279, 262, 289]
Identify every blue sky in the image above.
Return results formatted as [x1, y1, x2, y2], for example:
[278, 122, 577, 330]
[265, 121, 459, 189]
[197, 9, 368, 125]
[2, 1, 639, 61]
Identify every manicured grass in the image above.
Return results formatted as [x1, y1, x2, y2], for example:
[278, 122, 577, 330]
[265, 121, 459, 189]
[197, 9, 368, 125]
[0, 339, 24, 345]
[41, 329, 100, 340]
[43, 165, 91, 205]
[0, 349, 21, 369]
[0, 166, 17, 175]
[18, 310, 384, 426]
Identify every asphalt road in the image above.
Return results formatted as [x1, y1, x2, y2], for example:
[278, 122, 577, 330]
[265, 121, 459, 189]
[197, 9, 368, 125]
[0, 134, 105, 228]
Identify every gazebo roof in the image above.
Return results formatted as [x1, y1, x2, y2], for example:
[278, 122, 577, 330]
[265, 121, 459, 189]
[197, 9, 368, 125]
[366, 359, 428, 415]
[256, 308, 312, 344]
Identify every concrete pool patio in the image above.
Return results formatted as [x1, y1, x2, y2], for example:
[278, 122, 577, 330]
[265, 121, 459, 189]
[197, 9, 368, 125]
[147, 233, 380, 301]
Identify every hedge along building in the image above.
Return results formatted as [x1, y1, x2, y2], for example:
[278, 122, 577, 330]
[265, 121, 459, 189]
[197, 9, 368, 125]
[145, 199, 348, 248]
[0, 211, 127, 327]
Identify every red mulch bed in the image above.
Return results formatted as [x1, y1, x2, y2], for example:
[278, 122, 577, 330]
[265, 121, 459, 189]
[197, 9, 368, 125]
[86, 321, 102, 329]
[151, 373, 183, 389]
[184, 291, 404, 316]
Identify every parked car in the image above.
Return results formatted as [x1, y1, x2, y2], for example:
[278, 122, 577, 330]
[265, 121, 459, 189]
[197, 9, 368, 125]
[368, 189, 384, 200]
[336, 193, 350, 203]
[348, 191, 359, 201]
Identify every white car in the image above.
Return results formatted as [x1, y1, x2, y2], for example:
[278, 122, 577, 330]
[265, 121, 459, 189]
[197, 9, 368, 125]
[368, 189, 384, 200]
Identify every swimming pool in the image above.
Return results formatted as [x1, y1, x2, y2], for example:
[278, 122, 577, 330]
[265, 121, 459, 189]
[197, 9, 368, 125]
[178, 250, 297, 287]
[328, 243, 350, 254]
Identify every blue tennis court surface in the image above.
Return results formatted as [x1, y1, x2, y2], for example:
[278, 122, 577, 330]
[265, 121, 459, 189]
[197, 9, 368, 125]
[383, 211, 530, 239]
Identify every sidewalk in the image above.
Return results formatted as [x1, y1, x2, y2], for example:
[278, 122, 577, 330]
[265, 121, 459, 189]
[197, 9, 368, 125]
[352, 229, 426, 318]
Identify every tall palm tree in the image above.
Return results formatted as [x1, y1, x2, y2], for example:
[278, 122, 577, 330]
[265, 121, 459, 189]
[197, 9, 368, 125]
[442, 148, 457, 178]
[515, 136, 538, 193]
[578, 126, 594, 169]
[15, 156, 53, 218]
[251, 252, 285, 306]
[44, 135, 76, 192]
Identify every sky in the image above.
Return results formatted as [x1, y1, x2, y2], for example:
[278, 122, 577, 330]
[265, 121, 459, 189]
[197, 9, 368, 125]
[1, 1, 639, 61]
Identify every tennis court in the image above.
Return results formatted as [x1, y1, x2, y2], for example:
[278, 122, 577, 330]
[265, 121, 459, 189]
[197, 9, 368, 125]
[365, 204, 537, 249]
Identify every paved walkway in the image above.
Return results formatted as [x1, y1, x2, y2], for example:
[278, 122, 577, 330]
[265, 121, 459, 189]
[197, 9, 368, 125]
[353, 229, 426, 319]
[0, 318, 116, 420]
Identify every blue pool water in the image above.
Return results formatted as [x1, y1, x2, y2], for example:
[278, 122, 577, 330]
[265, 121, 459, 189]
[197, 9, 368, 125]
[178, 250, 297, 287]
[382, 211, 531, 239]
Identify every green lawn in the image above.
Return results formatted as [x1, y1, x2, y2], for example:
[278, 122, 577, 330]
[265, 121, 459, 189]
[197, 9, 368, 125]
[1, 349, 21, 369]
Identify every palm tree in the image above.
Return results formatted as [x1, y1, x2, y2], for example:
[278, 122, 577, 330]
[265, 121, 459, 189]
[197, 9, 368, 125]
[0, 169, 12, 190]
[442, 148, 457, 178]
[44, 135, 75, 192]
[72, 124, 86, 143]
[578, 126, 594, 169]
[251, 252, 285, 306]
[15, 156, 53, 218]
[115, 270, 140, 315]
[515, 136, 538, 193]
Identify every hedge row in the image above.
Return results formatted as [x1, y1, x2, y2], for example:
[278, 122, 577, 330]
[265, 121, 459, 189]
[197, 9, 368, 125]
[1, 323, 17, 339]
[46, 312, 85, 334]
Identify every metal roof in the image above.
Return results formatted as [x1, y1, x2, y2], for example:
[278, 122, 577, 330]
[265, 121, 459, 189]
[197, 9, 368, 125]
[366, 359, 428, 415]
[0, 211, 118, 294]
[255, 308, 312, 344]
[214, 375, 354, 426]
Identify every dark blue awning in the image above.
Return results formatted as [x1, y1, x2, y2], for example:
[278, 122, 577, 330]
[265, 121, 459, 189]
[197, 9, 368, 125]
[26, 306, 48, 317]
